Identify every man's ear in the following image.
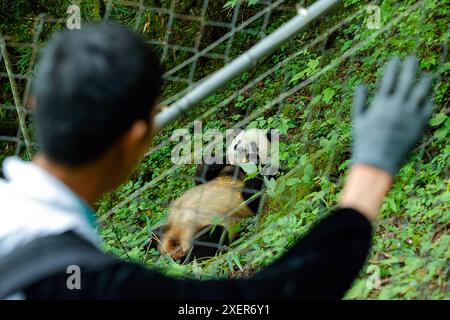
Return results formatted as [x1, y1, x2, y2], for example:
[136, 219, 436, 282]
[122, 120, 150, 152]
[151, 103, 168, 135]
[155, 103, 168, 114]
[27, 96, 37, 110]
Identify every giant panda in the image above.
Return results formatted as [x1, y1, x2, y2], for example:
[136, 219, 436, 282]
[158, 128, 272, 261]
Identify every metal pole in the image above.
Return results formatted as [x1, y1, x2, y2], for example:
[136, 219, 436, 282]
[155, 0, 341, 129]
[0, 39, 33, 159]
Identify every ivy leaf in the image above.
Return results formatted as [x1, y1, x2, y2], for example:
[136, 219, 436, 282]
[429, 113, 448, 127]
[307, 58, 320, 73]
[302, 164, 314, 183]
[290, 70, 306, 83]
[240, 163, 258, 174]
[338, 159, 351, 172]
[290, 58, 320, 83]
[286, 177, 301, 186]
[263, 176, 277, 191]
[223, 0, 238, 9]
[385, 197, 398, 212]
[319, 138, 330, 148]
[403, 257, 424, 273]
[311, 95, 322, 105]
[322, 87, 336, 104]
[433, 126, 449, 140]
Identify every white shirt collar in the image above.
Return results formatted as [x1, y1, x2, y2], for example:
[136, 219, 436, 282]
[3, 157, 88, 213]
[0, 157, 101, 257]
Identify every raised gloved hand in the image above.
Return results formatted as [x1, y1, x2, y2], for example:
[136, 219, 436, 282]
[351, 56, 435, 176]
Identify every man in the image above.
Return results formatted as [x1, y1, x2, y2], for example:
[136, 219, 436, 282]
[0, 23, 434, 299]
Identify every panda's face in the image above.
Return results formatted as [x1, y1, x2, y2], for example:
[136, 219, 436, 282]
[158, 222, 196, 260]
[227, 129, 270, 166]
[234, 140, 259, 164]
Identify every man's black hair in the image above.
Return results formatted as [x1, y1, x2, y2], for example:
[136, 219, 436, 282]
[33, 23, 163, 166]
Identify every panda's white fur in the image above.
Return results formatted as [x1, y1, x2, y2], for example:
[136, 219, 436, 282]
[159, 129, 271, 260]
[227, 128, 271, 166]
[158, 173, 254, 259]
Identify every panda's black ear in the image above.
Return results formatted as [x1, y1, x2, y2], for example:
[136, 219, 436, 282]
[185, 225, 230, 262]
[266, 130, 272, 143]
[194, 163, 227, 185]
[152, 224, 168, 237]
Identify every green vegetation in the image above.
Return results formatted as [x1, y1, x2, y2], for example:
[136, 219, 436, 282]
[1, 0, 448, 299]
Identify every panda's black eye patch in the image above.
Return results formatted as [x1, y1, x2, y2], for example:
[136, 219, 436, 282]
[160, 224, 170, 234]
[169, 239, 181, 249]
[250, 141, 258, 153]
[234, 140, 241, 150]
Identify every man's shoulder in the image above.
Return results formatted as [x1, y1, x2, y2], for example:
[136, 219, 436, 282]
[1, 231, 120, 299]
[0, 178, 17, 206]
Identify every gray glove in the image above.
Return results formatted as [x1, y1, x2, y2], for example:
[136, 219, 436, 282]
[352, 56, 435, 176]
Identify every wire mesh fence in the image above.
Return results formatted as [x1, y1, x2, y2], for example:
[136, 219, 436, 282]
[1, 0, 449, 295]
[1, 0, 296, 164]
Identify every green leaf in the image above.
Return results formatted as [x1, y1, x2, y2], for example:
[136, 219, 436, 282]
[434, 126, 449, 140]
[311, 95, 322, 105]
[302, 164, 314, 183]
[319, 138, 330, 148]
[240, 163, 258, 174]
[286, 177, 301, 186]
[338, 159, 351, 172]
[307, 58, 320, 72]
[386, 197, 398, 212]
[445, 118, 450, 129]
[404, 257, 424, 273]
[322, 87, 336, 104]
[231, 254, 243, 271]
[263, 176, 277, 191]
[223, 0, 238, 9]
[290, 70, 306, 83]
[429, 113, 448, 127]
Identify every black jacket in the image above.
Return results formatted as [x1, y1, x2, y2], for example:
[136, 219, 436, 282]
[18, 208, 372, 299]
